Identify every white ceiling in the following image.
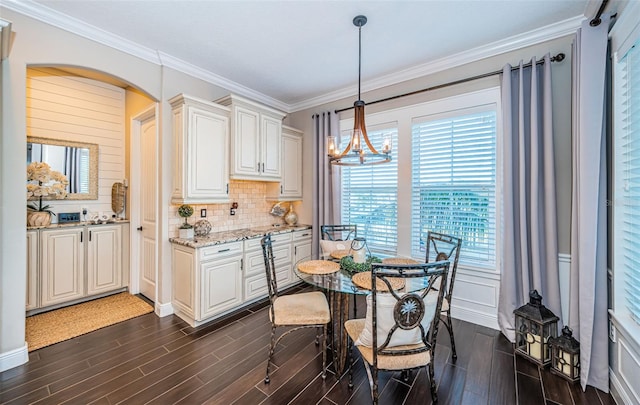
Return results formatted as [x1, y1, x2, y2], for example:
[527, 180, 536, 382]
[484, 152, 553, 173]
[7, 1, 610, 111]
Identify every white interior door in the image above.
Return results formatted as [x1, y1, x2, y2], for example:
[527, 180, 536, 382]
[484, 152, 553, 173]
[138, 112, 157, 301]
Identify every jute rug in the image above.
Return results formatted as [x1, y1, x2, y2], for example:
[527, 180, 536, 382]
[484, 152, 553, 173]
[26, 292, 153, 352]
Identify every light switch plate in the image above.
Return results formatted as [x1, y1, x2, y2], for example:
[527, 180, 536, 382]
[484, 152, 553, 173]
[200, 209, 207, 217]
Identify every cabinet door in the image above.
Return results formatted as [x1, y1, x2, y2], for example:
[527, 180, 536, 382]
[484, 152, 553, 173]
[173, 245, 196, 318]
[188, 106, 229, 200]
[280, 131, 303, 199]
[87, 225, 122, 296]
[26, 230, 38, 310]
[233, 106, 260, 176]
[294, 241, 313, 264]
[41, 228, 84, 307]
[261, 115, 282, 178]
[200, 255, 243, 320]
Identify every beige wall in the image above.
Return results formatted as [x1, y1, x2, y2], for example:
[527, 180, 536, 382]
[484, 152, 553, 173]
[288, 34, 574, 255]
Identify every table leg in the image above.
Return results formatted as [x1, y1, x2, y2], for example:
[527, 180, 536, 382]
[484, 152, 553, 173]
[329, 290, 350, 376]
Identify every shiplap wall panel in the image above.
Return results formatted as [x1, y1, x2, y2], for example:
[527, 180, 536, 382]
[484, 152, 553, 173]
[27, 67, 125, 220]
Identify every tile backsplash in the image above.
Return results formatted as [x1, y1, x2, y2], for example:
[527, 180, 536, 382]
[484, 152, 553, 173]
[169, 180, 297, 238]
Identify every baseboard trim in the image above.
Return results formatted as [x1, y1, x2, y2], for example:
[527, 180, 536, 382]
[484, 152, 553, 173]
[0, 343, 29, 373]
[452, 306, 499, 331]
[610, 366, 634, 405]
[155, 301, 174, 318]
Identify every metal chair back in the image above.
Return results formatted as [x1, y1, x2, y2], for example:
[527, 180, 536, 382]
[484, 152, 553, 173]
[320, 224, 357, 241]
[425, 231, 462, 302]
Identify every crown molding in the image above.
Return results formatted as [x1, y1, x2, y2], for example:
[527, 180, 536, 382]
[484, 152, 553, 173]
[4, 0, 584, 115]
[158, 52, 289, 112]
[3, 0, 290, 112]
[1, 0, 161, 64]
[289, 15, 584, 112]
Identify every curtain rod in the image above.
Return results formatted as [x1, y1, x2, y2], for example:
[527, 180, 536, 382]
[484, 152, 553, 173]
[334, 52, 565, 114]
[590, 0, 609, 27]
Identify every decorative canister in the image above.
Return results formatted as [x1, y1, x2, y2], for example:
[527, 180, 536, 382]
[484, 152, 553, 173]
[284, 203, 298, 225]
[194, 219, 212, 236]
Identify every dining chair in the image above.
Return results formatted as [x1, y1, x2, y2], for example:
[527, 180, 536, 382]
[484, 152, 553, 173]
[320, 224, 358, 242]
[425, 231, 462, 360]
[261, 234, 331, 384]
[344, 260, 450, 404]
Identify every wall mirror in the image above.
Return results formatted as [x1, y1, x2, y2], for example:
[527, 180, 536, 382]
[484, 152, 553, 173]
[27, 136, 99, 200]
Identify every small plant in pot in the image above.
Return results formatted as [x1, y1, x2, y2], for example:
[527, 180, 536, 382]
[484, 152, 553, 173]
[178, 204, 195, 238]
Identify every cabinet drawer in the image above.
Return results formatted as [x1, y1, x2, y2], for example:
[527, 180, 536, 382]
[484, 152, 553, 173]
[292, 230, 312, 242]
[200, 241, 243, 261]
[244, 264, 291, 301]
[244, 244, 291, 277]
[244, 232, 292, 252]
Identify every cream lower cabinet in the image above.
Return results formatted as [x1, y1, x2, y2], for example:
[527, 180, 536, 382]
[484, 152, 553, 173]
[30, 223, 128, 311]
[172, 241, 243, 327]
[243, 233, 293, 302]
[87, 225, 122, 296]
[26, 230, 39, 310]
[292, 229, 312, 264]
[40, 228, 85, 307]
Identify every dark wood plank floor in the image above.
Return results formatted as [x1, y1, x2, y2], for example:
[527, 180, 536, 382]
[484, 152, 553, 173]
[1, 287, 616, 405]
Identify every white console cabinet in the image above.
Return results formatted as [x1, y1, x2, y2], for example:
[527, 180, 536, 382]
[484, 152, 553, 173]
[216, 94, 285, 182]
[170, 94, 230, 204]
[28, 223, 129, 312]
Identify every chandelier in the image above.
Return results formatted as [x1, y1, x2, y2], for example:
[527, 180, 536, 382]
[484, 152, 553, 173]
[327, 15, 392, 166]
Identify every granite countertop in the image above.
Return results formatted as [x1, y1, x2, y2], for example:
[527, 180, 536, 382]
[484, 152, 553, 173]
[170, 224, 312, 248]
[27, 218, 130, 231]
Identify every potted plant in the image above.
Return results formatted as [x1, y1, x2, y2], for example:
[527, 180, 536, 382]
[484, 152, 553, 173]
[26, 161, 69, 227]
[178, 204, 195, 238]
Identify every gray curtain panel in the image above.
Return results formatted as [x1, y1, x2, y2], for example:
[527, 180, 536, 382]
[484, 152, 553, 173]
[498, 54, 562, 342]
[312, 112, 340, 258]
[569, 16, 610, 393]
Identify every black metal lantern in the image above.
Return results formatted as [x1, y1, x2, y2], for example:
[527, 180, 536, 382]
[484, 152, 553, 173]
[549, 326, 580, 382]
[513, 290, 559, 366]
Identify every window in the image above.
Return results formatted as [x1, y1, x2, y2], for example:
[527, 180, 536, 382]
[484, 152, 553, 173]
[411, 109, 497, 267]
[340, 125, 398, 255]
[614, 39, 640, 326]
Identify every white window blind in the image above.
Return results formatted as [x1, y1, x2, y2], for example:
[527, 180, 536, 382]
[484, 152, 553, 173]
[411, 109, 497, 267]
[616, 43, 640, 325]
[340, 127, 398, 255]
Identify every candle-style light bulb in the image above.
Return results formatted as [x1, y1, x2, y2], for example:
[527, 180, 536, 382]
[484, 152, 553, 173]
[352, 129, 361, 152]
[327, 136, 337, 157]
[382, 134, 392, 154]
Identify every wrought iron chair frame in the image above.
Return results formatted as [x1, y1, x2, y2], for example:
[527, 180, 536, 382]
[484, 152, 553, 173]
[347, 260, 450, 404]
[261, 235, 329, 384]
[320, 224, 358, 241]
[425, 231, 462, 360]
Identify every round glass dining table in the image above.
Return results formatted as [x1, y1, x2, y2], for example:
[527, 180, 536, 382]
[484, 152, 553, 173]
[293, 255, 426, 375]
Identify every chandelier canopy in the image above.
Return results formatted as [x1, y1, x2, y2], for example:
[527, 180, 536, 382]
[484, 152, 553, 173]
[327, 15, 392, 166]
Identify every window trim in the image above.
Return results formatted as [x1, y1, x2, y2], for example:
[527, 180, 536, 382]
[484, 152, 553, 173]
[338, 87, 502, 273]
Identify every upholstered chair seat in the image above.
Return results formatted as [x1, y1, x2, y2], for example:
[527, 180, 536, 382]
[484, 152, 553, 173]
[271, 291, 330, 326]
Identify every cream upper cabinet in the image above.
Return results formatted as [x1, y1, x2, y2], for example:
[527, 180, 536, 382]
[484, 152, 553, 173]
[40, 228, 85, 307]
[87, 225, 122, 296]
[268, 125, 303, 200]
[216, 94, 285, 182]
[170, 94, 230, 204]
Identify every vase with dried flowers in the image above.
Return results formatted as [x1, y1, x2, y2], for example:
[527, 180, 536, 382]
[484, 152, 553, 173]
[26, 161, 69, 227]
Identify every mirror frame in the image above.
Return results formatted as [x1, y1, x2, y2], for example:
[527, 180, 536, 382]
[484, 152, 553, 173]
[27, 136, 99, 200]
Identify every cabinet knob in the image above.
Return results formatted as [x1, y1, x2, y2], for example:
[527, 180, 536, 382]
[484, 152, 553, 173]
[137, 226, 143, 231]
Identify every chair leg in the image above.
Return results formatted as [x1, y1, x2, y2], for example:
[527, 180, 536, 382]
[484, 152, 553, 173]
[428, 361, 437, 403]
[347, 333, 354, 389]
[315, 326, 321, 346]
[265, 324, 277, 384]
[401, 369, 410, 382]
[372, 366, 379, 405]
[445, 310, 457, 360]
[321, 323, 327, 379]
